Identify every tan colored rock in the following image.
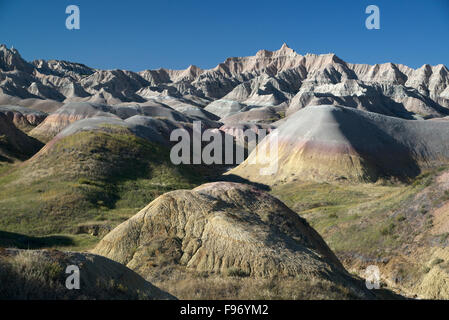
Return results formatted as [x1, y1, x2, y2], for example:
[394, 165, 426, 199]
[0, 105, 47, 132]
[93, 182, 380, 299]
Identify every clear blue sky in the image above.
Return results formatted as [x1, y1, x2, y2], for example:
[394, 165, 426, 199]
[1, 0, 448, 71]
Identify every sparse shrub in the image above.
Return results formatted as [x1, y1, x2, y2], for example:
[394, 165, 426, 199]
[77, 178, 95, 185]
[412, 172, 433, 187]
[431, 258, 444, 266]
[442, 190, 449, 201]
[226, 267, 249, 278]
[380, 223, 395, 236]
[439, 232, 449, 244]
[95, 214, 107, 221]
[113, 281, 128, 294]
[44, 261, 64, 279]
[425, 217, 433, 229]
[193, 271, 210, 279]
[0, 134, 8, 144]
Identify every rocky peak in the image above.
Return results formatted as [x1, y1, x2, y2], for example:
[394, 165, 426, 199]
[255, 43, 297, 59]
[277, 42, 296, 55]
[32, 59, 95, 78]
[0, 44, 34, 73]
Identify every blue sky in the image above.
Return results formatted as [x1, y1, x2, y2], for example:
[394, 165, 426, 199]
[1, 0, 448, 71]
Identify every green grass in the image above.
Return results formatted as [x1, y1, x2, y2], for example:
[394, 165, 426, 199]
[270, 166, 449, 298]
[0, 250, 156, 299]
[0, 127, 206, 247]
[271, 167, 447, 257]
[0, 230, 99, 251]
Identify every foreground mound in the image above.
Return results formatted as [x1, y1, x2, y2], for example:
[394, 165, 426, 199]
[230, 105, 449, 184]
[0, 248, 174, 299]
[93, 182, 388, 299]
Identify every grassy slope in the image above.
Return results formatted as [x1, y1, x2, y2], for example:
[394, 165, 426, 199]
[0, 127, 205, 245]
[271, 166, 449, 297]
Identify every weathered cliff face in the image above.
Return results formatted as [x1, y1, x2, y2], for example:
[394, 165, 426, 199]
[0, 105, 47, 132]
[1, 43, 448, 123]
[28, 100, 221, 142]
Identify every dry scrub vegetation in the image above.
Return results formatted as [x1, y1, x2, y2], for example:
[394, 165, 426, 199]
[0, 248, 174, 300]
[272, 166, 449, 298]
[153, 271, 361, 300]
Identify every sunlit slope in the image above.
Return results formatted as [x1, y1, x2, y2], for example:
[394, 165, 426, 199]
[230, 105, 449, 184]
[0, 118, 203, 235]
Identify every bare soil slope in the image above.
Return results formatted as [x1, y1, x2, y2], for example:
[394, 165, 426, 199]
[230, 105, 449, 184]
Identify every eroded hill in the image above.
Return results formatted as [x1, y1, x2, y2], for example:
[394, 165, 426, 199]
[230, 105, 449, 184]
[0, 118, 205, 236]
[93, 182, 396, 299]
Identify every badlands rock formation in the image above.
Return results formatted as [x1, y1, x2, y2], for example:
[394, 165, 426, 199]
[0, 112, 43, 162]
[1, 43, 448, 123]
[221, 105, 284, 124]
[29, 100, 220, 142]
[28, 102, 119, 142]
[93, 182, 379, 299]
[51, 115, 197, 148]
[0, 248, 175, 299]
[229, 105, 449, 184]
[1, 43, 449, 300]
[219, 122, 274, 154]
[0, 105, 47, 132]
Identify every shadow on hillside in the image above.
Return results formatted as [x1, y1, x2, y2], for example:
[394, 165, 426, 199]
[372, 287, 409, 300]
[216, 173, 271, 191]
[0, 154, 12, 163]
[0, 231, 74, 249]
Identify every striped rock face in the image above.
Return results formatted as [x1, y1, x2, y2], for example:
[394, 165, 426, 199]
[29, 102, 118, 142]
[0, 105, 47, 132]
[229, 105, 449, 184]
